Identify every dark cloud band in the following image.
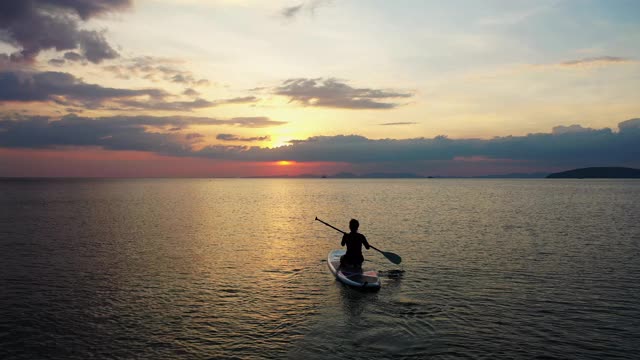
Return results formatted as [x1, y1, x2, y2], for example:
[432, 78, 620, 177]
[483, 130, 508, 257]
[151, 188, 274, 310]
[0, 70, 258, 111]
[1, 115, 638, 169]
[0, 114, 286, 154]
[0, 70, 164, 103]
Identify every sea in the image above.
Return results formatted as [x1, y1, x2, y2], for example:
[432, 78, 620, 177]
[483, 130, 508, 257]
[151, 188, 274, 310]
[1, 178, 639, 359]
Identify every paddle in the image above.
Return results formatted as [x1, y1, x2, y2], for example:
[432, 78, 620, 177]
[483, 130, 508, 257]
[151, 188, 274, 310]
[315, 217, 402, 265]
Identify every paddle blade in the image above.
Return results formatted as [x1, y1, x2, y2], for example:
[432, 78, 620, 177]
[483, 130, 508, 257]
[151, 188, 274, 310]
[382, 251, 402, 265]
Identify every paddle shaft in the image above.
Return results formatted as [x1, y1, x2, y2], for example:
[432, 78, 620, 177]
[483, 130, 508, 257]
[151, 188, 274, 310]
[315, 217, 346, 235]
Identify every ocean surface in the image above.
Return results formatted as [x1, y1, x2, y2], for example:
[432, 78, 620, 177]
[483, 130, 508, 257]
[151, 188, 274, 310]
[1, 178, 639, 359]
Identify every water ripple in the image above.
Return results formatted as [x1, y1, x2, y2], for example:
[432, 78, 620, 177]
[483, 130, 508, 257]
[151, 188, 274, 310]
[1, 179, 639, 359]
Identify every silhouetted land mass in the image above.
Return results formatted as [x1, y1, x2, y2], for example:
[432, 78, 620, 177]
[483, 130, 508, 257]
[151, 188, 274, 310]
[546, 167, 640, 179]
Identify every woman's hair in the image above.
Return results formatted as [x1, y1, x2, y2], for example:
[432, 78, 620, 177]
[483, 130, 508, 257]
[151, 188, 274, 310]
[349, 218, 359, 231]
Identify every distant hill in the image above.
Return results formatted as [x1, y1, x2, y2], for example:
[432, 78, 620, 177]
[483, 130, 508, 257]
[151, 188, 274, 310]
[546, 167, 640, 179]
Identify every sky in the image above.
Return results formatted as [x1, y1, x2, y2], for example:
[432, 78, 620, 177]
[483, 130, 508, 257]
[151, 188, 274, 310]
[1, 0, 639, 177]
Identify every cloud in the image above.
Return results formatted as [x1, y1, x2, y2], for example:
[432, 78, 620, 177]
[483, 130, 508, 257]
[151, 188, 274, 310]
[0, 114, 189, 154]
[103, 56, 210, 87]
[380, 122, 418, 126]
[64, 51, 83, 62]
[0, 70, 258, 111]
[112, 98, 216, 111]
[185, 133, 205, 141]
[0, 70, 164, 103]
[273, 78, 413, 109]
[48, 59, 66, 67]
[517, 56, 638, 73]
[0, 114, 287, 153]
[48, 51, 85, 66]
[280, 1, 332, 20]
[221, 96, 258, 104]
[79, 30, 119, 63]
[552, 124, 596, 135]
[196, 122, 640, 166]
[227, 117, 285, 128]
[560, 56, 634, 67]
[216, 134, 270, 142]
[1, 115, 637, 169]
[0, 0, 131, 63]
[41, 0, 131, 19]
[618, 118, 640, 132]
[281, 4, 303, 19]
[112, 96, 258, 111]
[183, 88, 200, 97]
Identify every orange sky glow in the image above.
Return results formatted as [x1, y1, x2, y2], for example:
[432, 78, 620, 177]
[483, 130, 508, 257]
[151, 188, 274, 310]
[0, 148, 348, 178]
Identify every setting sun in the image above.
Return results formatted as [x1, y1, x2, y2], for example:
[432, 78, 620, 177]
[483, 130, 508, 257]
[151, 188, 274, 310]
[276, 161, 295, 166]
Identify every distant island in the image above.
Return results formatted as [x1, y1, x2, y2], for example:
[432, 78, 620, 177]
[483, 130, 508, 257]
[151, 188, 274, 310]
[546, 167, 640, 179]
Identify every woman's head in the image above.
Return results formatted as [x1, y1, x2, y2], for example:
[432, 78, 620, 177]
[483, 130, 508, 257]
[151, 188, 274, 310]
[349, 218, 359, 232]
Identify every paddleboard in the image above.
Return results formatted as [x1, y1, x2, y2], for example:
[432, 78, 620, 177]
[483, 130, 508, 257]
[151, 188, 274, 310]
[327, 249, 381, 289]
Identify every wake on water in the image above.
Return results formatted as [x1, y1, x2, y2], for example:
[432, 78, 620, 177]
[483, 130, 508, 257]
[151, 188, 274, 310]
[378, 269, 405, 278]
